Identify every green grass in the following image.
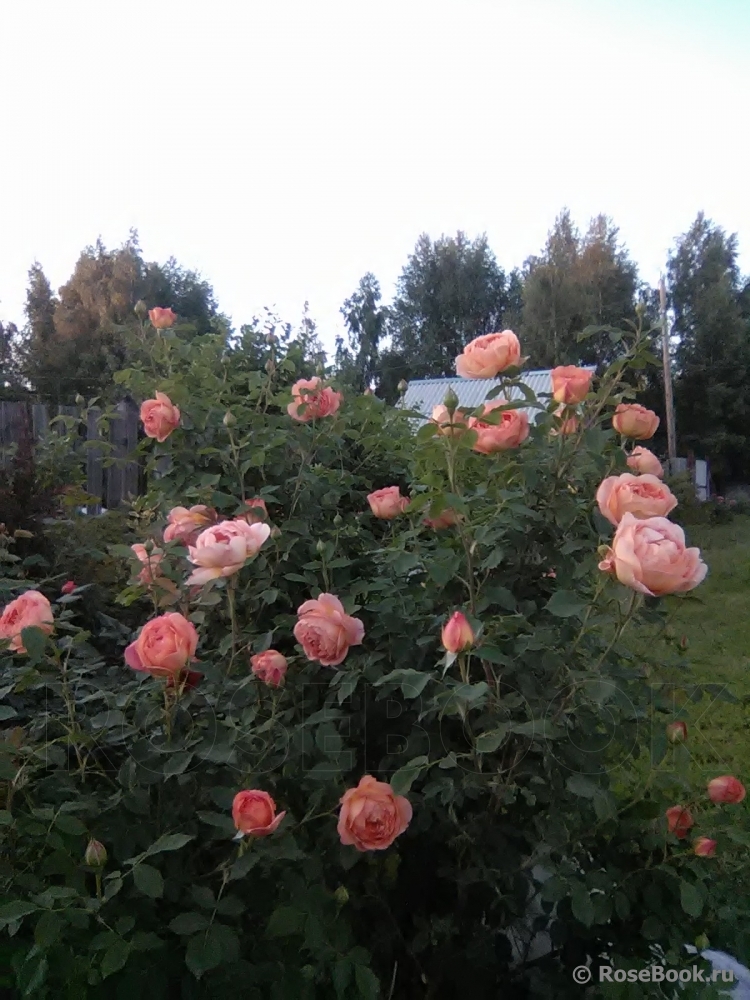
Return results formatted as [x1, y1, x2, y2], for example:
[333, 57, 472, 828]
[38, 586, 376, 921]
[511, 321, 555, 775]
[643, 515, 750, 779]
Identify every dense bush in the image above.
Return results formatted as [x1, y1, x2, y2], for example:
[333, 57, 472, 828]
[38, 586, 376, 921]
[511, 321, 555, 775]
[1, 321, 748, 999]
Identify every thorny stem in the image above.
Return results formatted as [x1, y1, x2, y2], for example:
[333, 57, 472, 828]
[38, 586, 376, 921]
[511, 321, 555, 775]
[225, 425, 246, 502]
[445, 439, 477, 615]
[227, 581, 239, 673]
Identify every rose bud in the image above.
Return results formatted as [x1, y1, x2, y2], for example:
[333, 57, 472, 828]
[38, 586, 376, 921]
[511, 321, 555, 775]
[550, 365, 593, 405]
[148, 307, 177, 329]
[626, 446, 664, 478]
[61, 581, 76, 595]
[612, 403, 659, 440]
[84, 839, 108, 867]
[441, 611, 475, 653]
[693, 837, 717, 858]
[251, 650, 288, 687]
[665, 805, 694, 839]
[666, 721, 687, 743]
[367, 487, 410, 519]
[232, 789, 285, 837]
[707, 775, 746, 805]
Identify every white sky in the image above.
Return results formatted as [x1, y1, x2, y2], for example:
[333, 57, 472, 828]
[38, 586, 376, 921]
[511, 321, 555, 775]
[1, 0, 748, 353]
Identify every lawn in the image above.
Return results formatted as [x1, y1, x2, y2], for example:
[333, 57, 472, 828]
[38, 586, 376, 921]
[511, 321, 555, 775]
[640, 514, 750, 780]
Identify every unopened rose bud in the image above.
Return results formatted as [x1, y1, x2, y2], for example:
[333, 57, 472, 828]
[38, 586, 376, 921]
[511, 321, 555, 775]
[635, 300, 646, 318]
[397, 379, 408, 396]
[316, 539, 326, 554]
[333, 513, 343, 527]
[334, 885, 349, 906]
[61, 580, 76, 595]
[679, 635, 688, 651]
[84, 839, 107, 867]
[75, 393, 85, 406]
[270, 526, 281, 540]
[441, 611, 475, 654]
[443, 387, 459, 416]
[223, 410, 237, 427]
[666, 720, 687, 743]
[695, 934, 710, 950]
[265, 358, 274, 373]
[693, 838, 717, 859]
[134, 299, 149, 318]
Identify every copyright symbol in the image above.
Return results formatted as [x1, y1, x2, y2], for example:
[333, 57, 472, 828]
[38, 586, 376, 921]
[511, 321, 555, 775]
[573, 966, 591, 985]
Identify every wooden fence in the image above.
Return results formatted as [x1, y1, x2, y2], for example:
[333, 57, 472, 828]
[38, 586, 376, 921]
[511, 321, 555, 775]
[0, 400, 141, 513]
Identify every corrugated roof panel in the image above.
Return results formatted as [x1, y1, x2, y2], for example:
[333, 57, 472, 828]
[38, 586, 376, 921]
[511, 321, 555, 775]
[401, 368, 594, 424]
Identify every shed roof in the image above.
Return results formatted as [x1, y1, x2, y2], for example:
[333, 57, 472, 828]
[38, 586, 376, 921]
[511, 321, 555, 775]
[401, 368, 595, 423]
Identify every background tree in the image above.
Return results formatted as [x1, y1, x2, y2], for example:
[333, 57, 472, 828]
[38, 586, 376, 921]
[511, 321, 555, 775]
[386, 231, 509, 389]
[521, 211, 638, 368]
[668, 212, 750, 487]
[0, 321, 25, 399]
[20, 234, 224, 403]
[336, 272, 387, 392]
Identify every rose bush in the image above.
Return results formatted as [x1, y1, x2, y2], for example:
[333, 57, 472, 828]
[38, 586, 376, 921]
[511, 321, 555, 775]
[1, 316, 749, 998]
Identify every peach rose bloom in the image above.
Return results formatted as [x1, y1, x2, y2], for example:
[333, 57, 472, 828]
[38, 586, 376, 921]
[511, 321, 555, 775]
[294, 593, 364, 666]
[163, 505, 217, 546]
[612, 403, 659, 440]
[595, 473, 678, 526]
[468, 400, 529, 454]
[367, 487, 410, 519]
[148, 307, 177, 329]
[707, 775, 746, 804]
[423, 507, 461, 530]
[140, 391, 181, 442]
[232, 790, 286, 836]
[0, 591, 54, 654]
[665, 805, 694, 839]
[338, 775, 412, 851]
[693, 837, 717, 858]
[187, 519, 271, 586]
[441, 611, 474, 653]
[551, 365, 592, 404]
[455, 330, 521, 379]
[597, 513, 707, 597]
[430, 405, 467, 437]
[626, 446, 664, 478]
[124, 612, 198, 678]
[287, 377, 343, 422]
[251, 649, 288, 687]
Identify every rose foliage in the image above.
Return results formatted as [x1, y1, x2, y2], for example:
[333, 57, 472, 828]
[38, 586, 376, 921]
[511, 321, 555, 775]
[1, 317, 749, 999]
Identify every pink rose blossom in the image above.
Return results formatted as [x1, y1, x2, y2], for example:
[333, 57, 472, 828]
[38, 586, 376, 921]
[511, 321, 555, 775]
[187, 519, 271, 587]
[294, 593, 364, 666]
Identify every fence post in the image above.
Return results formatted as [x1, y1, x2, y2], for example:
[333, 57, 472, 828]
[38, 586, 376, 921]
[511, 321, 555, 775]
[86, 408, 104, 515]
[106, 400, 140, 509]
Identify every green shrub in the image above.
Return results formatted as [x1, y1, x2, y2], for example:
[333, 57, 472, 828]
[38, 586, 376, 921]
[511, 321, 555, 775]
[1, 322, 747, 998]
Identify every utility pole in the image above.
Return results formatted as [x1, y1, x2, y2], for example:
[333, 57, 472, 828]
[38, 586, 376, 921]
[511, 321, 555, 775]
[659, 275, 677, 469]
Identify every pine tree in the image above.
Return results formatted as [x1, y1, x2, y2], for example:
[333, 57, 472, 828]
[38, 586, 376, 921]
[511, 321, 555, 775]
[668, 213, 750, 486]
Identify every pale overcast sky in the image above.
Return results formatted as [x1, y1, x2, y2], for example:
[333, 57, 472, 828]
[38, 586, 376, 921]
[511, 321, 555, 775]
[1, 0, 748, 353]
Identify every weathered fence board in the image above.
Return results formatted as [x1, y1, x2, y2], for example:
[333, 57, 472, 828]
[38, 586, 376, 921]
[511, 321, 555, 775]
[1, 399, 143, 511]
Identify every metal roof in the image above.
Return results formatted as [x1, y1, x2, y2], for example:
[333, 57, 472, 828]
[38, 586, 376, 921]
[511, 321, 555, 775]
[401, 368, 595, 424]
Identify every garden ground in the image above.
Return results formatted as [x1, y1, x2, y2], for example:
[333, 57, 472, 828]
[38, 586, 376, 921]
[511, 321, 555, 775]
[634, 515, 750, 781]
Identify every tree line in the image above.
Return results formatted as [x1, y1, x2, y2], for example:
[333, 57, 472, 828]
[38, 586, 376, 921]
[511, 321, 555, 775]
[2, 212, 749, 487]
